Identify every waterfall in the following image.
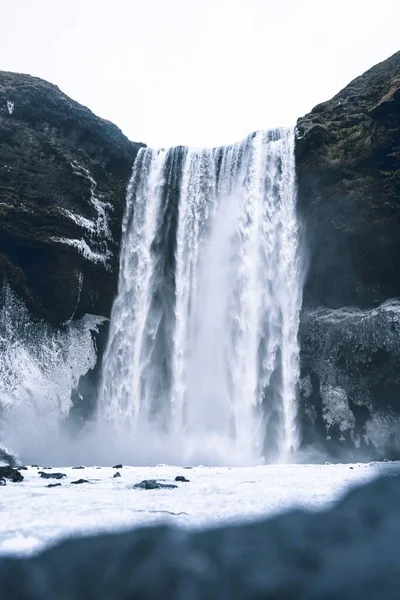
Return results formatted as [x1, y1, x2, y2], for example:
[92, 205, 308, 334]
[100, 128, 302, 464]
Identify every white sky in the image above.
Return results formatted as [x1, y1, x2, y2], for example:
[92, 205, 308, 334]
[1, 0, 399, 148]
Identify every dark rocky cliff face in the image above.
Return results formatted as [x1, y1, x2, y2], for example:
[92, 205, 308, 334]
[296, 51, 400, 458]
[0, 71, 144, 326]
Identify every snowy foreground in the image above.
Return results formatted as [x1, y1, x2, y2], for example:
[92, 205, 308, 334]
[0, 462, 397, 555]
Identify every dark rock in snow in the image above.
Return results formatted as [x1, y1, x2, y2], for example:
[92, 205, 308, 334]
[71, 479, 89, 485]
[38, 471, 66, 480]
[0, 478, 6, 486]
[0, 467, 24, 482]
[113, 472, 121, 478]
[46, 483, 62, 488]
[1, 476, 400, 599]
[72, 466, 85, 470]
[133, 479, 178, 490]
[113, 464, 123, 469]
[175, 476, 190, 482]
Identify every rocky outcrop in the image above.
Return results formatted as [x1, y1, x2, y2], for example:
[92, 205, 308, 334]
[0, 71, 144, 325]
[1, 474, 400, 599]
[296, 51, 400, 457]
[296, 51, 400, 309]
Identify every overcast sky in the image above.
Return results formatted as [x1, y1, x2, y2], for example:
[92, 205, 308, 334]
[1, 0, 399, 148]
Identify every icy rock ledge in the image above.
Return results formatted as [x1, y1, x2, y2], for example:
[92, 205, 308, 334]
[0, 475, 400, 598]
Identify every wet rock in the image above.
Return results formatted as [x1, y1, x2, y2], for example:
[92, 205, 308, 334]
[39, 471, 66, 480]
[113, 464, 123, 469]
[0, 467, 24, 482]
[113, 472, 121, 478]
[47, 483, 62, 488]
[175, 476, 190, 482]
[0, 478, 6, 486]
[133, 480, 178, 490]
[71, 479, 89, 485]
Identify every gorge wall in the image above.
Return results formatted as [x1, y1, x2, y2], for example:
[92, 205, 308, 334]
[296, 51, 400, 458]
[0, 52, 399, 460]
[0, 71, 143, 326]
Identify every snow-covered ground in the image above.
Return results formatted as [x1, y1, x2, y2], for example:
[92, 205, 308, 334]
[0, 462, 397, 555]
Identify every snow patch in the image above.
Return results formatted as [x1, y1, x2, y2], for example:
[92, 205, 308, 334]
[69, 161, 112, 240]
[50, 237, 111, 268]
[60, 208, 97, 234]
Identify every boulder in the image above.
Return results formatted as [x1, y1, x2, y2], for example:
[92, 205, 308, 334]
[0, 467, 24, 482]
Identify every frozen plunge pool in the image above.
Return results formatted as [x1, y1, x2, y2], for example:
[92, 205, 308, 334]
[0, 462, 398, 555]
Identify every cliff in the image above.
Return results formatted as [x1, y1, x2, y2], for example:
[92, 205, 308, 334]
[296, 51, 400, 458]
[0, 71, 144, 325]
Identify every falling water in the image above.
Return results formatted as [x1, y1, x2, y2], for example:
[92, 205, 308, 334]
[100, 129, 302, 464]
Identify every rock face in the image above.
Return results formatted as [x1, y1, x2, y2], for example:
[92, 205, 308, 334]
[0, 475, 400, 599]
[0, 71, 144, 325]
[296, 51, 400, 457]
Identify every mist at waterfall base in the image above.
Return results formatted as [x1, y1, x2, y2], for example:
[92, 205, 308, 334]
[0, 129, 306, 467]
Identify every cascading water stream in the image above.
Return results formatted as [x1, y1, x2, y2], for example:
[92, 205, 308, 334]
[100, 128, 303, 464]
